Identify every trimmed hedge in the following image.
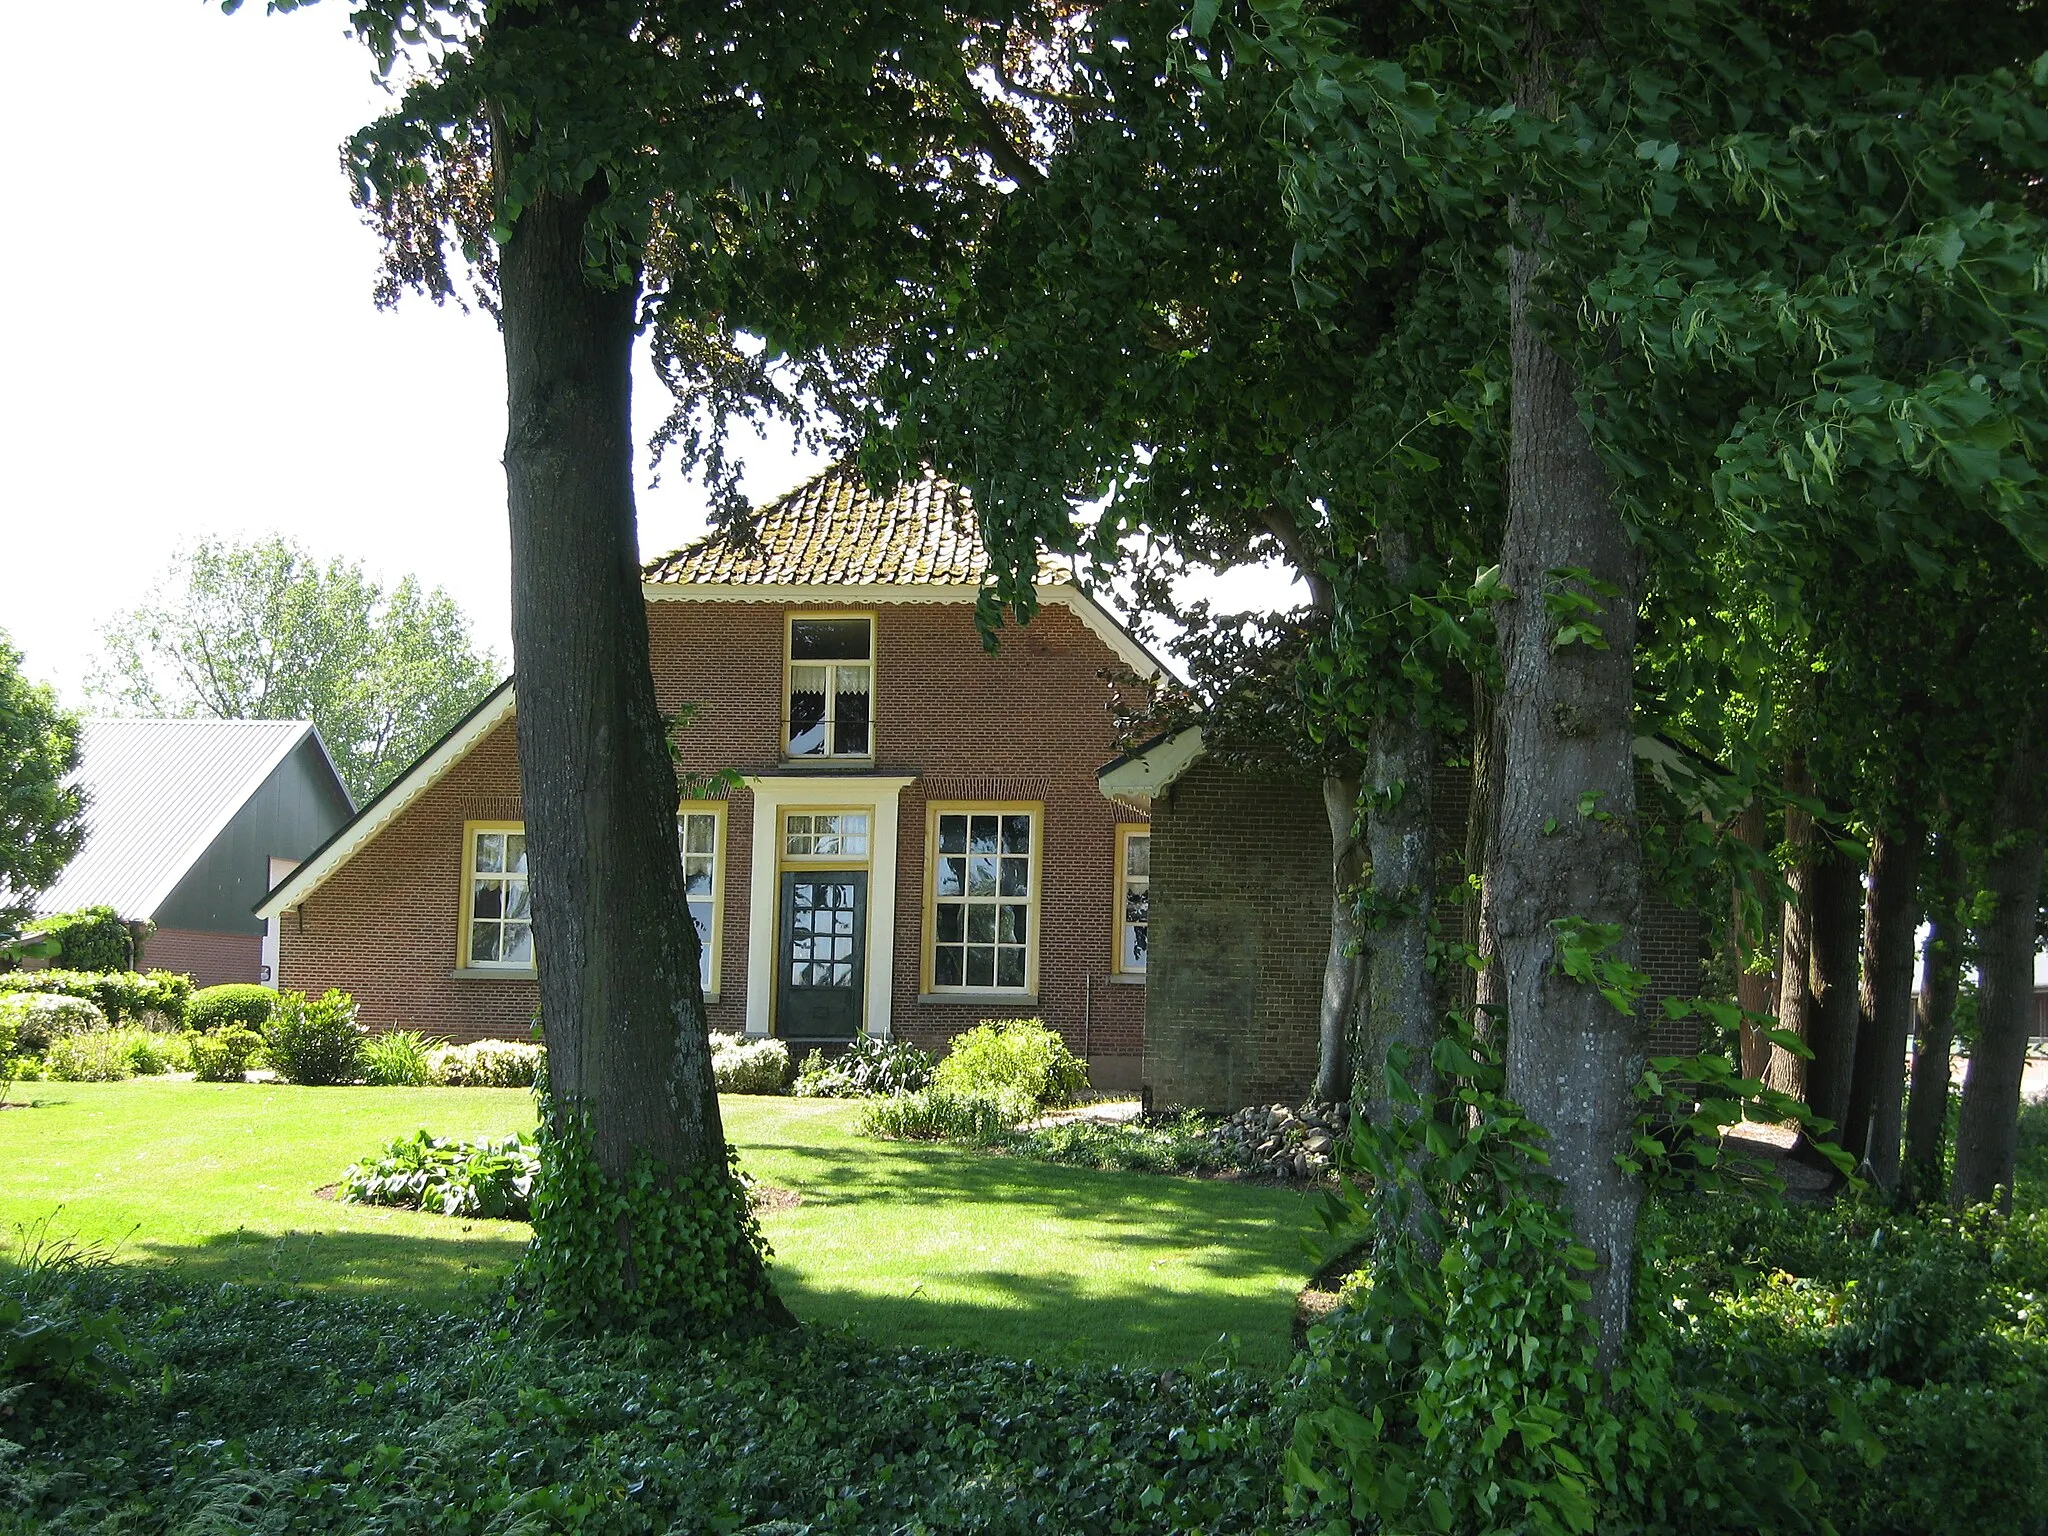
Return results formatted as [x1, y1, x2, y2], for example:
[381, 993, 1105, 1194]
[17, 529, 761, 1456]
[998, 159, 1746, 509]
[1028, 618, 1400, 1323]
[185, 984, 276, 1033]
[23, 906, 133, 972]
[424, 1039, 544, 1088]
[0, 969, 191, 1027]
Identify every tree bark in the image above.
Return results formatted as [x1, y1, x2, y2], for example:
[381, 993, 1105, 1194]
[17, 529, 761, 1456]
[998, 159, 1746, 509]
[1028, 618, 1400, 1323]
[1464, 678, 1506, 1034]
[1491, 238, 1646, 1367]
[1842, 819, 1924, 1190]
[1953, 720, 2048, 1210]
[1316, 772, 1366, 1104]
[500, 174, 777, 1314]
[1903, 836, 1966, 1204]
[1765, 759, 1814, 1099]
[1730, 802, 1775, 1081]
[1805, 833, 1865, 1136]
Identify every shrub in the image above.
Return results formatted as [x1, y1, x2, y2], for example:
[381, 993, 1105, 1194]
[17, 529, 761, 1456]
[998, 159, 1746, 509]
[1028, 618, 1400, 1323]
[0, 991, 106, 1055]
[931, 1018, 1088, 1109]
[1009, 1110, 1226, 1175]
[792, 1035, 935, 1098]
[0, 968, 191, 1027]
[44, 1028, 186, 1082]
[424, 1039, 545, 1088]
[858, 1085, 1032, 1144]
[361, 1029, 443, 1087]
[710, 1033, 791, 1094]
[263, 989, 364, 1085]
[340, 1130, 538, 1219]
[185, 983, 277, 1033]
[188, 1025, 265, 1083]
[23, 906, 133, 972]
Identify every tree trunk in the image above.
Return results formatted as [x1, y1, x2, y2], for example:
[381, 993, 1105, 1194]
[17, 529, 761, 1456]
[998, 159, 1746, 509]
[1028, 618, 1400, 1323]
[1842, 819, 1923, 1190]
[1316, 772, 1366, 1104]
[1765, 759, 1814, 1099]
[1464, 678, 1505, 1034]
[1903, 836, 1966, 1204]
[1360, 536, 1439, 1119]
[1730, 802, 1775, 1081]
[1953, 721, 2048, 1210]
[1805, 833, 1864, 1136]
[1491, 238, 1646, 1367]
[500, 174, 781, 1326]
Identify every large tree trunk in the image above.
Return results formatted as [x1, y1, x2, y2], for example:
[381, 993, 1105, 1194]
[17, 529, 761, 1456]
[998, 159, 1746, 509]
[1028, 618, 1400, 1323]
[1316, 772, 1366, 1104]
[1953, 721, 2048, 1211]
[1491, 238, 1646, 1367]
[1903, 836, 1966, 1204]
[1765, 759, 1814, 1099]
[1730, 802, 1776, 1081]
[1805, 833, 1865, 1136]
[500, 175, 780, 1325]
[1359, 537, 1439, 1119]
[1842, 820, 1924, 1190]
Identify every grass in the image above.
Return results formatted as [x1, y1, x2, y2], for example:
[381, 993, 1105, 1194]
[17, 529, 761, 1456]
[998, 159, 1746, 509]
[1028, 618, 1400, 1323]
[0, 1079, 1318, 1370]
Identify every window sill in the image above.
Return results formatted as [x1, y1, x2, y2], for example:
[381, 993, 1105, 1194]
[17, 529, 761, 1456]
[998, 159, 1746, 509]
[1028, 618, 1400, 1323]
[916, 991, 1038, 1007]
[1105, 972, 1146, 986]
[449, 967, 537, 981]
[776, 757, 880, 771]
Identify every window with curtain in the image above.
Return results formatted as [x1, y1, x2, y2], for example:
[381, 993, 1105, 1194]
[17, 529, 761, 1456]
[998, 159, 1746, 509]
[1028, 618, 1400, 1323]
[787, 616, 872, 757]
[466, 826, 532, 968]
[1116, 827, 1149, 974]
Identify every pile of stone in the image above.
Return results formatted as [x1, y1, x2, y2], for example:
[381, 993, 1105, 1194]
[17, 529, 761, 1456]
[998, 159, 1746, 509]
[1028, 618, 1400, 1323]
[1207, 1100, 1349, 1181]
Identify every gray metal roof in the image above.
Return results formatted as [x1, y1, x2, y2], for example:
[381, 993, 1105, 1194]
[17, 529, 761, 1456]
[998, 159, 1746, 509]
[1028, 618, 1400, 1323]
[38, 719, 326, 921]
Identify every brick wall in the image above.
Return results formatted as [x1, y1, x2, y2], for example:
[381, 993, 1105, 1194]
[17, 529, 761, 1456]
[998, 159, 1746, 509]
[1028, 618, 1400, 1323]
[144, 928, 262, 990]
[280, 595, 1145, 1077]
[1143, 758, 1708, 1110]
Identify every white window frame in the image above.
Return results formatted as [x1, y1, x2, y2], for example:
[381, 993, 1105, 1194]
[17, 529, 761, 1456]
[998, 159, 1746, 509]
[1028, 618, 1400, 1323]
[924, 801, 1041, 996]
[1114, 824, 1149, 977]
[460, 821, 534, 972]
[679, 802, 727, 999]
[784, 611, 875, 760]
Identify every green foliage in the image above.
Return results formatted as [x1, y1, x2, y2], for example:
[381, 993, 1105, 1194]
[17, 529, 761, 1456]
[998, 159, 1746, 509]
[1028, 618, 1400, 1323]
[0, 1272, 1280, 1532]
[423, 1038, 544, 1088]
[88, 536, 499, 802]
[22, 907, 133, 973]
[0, 630, 84, 930]
[0, 991, 106, 1056]
[340, 1129, 538, 1220]
[0, 1219, 129, 1410]
[858, 1085, 1032, 1144]
[709, 1032, 791, 1094]
[0, 969, 190, 1027]
[930, 1018, 1089, 1109]
[791, 1034, 935, 1098]
[43, 1028, 189, 1083]
[183, 983, 277, 1033]
[360, 1028, 442, 1087]
[186, 1025, 265, 1083]
[262, 989, 364, 1086]
[1007, 1110, 1229, 1176]
[514, 1104, 779, 1336]
[1549, 916, 1650, 1016]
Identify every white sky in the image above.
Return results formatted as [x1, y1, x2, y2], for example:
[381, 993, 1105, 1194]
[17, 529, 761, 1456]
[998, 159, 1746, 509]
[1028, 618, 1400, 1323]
[0, 0, 1299, 708]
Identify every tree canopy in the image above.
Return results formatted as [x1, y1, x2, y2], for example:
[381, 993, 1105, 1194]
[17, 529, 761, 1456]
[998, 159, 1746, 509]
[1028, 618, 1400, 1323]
[0, 632, 84, 934]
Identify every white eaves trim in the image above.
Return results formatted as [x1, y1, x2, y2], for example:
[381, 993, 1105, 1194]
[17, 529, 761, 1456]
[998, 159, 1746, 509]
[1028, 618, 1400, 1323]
[257, 685, 516, 920]
[142, 722, 320, 919]
[643, 581, 1167, 681]
[1095, 727, 1206, 810]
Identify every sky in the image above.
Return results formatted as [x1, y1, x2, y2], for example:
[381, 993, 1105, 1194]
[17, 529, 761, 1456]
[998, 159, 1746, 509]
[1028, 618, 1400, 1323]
[0, 0, 1297, 708]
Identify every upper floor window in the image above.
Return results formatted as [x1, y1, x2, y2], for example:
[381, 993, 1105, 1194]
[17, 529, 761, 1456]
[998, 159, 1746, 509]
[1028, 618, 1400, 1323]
[787, 615, 872, 758]
[464, 823, 533, 969]
[1115, 826, 1149, 975]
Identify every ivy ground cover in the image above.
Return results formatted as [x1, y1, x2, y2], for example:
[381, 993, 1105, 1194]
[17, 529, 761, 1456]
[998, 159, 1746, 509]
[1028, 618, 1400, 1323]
[0, 1081, 1316, 1370]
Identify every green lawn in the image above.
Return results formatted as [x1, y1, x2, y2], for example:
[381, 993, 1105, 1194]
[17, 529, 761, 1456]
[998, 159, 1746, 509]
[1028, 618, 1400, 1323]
[0, 1079, 1318, 1370]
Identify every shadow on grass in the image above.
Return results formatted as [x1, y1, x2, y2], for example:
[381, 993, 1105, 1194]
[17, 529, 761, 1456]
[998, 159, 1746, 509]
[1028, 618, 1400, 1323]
[121, 1225, 527, 1305]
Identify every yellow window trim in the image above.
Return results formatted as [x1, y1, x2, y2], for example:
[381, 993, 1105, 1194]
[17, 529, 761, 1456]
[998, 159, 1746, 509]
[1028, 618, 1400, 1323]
[678, 800, 729, 998]
[777, 804, 877, 867]
[921, 800, 1044, 996]
[458, 820, 533, 972]
[784, 609, 877, 762]
[1112, 822, 1150, 976]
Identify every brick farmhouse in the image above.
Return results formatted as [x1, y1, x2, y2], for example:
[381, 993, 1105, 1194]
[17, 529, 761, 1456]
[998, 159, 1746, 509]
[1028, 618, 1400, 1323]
[258, 466, 1160, 1088]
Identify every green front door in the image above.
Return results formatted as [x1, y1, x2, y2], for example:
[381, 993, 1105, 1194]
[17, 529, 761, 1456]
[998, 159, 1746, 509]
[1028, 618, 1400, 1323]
[777, 870, 867, 1040]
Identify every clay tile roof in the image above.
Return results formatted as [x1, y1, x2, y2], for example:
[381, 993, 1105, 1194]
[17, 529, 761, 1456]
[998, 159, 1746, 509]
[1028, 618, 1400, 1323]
[643, 461, 1072, 588]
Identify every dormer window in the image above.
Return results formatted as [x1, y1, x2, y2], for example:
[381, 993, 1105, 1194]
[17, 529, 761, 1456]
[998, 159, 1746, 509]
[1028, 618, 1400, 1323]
[787, 615, 872, 758]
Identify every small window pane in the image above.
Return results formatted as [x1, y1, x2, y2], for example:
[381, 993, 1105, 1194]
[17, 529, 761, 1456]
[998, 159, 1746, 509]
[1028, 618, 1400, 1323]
[999, 857, 1030, 897]
[505, 835, 528, 873]
[967, 904, 997, 943]
[505, 883, 532, 920]
[937, 904, 964, 943]
[938, 815, 968, 854]
[998, 904, 1026, 944]
[684, 858, 713, 896]
[966, 947, 995, 987]
[1123, 887, 1148, 925]
[471, 922, 499, 962]
[791, 617, 872, 661]
[503, 926, 534, 965]
[996, 948, 1026, 988]
[473, 834, 503, 874]
[474, 882, 504, 920]
[969, 816, 999, 854]
[1125, 834, 1149, 877]
[968, 856, 998, 897]
[685, 816, 716, 855]
[938, 857, 965, 898]
[1001, 815, 1031, 855]
[935, 947, 964, 986]
[1122, 926, 1147, 972]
